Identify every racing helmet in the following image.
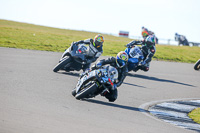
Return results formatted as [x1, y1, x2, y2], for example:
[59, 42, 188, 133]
[94, 34, 104, 48]
[142, 30, 149, 38]
[116, 51, 129, 68]
[145, 35, 156, 47]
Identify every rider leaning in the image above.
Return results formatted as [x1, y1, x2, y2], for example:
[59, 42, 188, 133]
[127, 35, 156, 72]
[74, 34, 104, 71]
[91, 51, 129, 102]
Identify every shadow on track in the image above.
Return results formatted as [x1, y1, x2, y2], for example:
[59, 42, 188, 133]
[84, 99, 149, 113]
[127, 73, 195, 87]
[123, 82, 146, 88]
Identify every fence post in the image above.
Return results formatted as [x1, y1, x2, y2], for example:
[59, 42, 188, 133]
[168, 39, 170, 45]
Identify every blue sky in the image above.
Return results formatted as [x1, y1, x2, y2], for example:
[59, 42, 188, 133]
[1, 0, 200, 42]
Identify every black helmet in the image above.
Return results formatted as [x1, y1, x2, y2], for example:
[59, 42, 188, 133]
[145, 35, 156, 47]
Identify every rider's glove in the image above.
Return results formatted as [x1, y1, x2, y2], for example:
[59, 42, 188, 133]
[126, 43, 132, 48]
[74, 40, 84, 45]
[96, 62, 102, 68]
[73, 42, 78, 45]
[141, 61, 146, 66]
[91, 62, 101, 70]
[139, 55, 144, 60]
[91, 64, 96, 70]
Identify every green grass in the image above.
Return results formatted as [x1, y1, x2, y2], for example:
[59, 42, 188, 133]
[154, 45, 200, 63]
[0, 19, 200, 63]
[188, 108, 200, 124]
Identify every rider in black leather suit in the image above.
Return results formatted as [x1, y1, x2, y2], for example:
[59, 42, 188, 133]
[126, 35, 156, 72]
[92, 51, 129, 102]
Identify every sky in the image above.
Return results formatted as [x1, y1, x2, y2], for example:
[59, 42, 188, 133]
[1, 0, 200, 42]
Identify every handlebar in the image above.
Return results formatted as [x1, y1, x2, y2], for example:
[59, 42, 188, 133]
[125, 41, 142, 47]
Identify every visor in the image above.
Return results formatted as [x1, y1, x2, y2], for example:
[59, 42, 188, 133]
[94, 41, 103, 48]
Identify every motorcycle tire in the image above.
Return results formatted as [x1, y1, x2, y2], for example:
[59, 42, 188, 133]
[53, 56, 71, 72]
[194, 59, 200, 70]
[75, 82, 97, 100]
[71, 89, 76, 97]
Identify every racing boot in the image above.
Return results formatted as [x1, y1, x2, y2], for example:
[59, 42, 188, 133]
[101, 89, 109, 96]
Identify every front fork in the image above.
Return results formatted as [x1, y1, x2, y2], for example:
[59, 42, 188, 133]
[60, 46, 71, 62]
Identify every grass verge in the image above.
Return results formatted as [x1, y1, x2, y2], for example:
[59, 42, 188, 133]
[188, 108, 200, 124]
[0, 19, 200, 63]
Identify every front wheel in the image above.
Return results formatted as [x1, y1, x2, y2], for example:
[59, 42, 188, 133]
[75, 82, 97, 100]
[194, 59, 200, 70]
[53, 56, 71, 72]
[71, 89, 76, 97]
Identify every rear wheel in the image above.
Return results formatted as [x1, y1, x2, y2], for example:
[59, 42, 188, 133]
[75, 82, 97, 100]
[194, 59, 200, 70]
[53, 56, 71, 72]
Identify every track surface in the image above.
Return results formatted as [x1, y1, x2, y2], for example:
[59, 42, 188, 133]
[0, 47, 199, 133]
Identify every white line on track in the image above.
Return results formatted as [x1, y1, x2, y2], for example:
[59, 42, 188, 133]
[139, 99, 200, 132]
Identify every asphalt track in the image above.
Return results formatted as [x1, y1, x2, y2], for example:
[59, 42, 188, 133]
[0, 47, 199, 133]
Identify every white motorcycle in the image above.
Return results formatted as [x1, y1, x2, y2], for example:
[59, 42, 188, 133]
[53, 42, 88, 72]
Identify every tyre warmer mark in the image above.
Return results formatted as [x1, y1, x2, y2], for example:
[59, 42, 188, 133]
[149, 100, 200, 132]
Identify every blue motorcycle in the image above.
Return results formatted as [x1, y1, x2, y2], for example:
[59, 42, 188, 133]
[124, 41, 144, 72]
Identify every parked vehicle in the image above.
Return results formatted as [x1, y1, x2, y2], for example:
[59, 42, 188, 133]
[72, 66, 118, 100]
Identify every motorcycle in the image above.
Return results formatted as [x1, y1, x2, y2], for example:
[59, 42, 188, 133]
[194, 59, 200, 70]
[53, 42, 88, 72]
[72, 66, 118, 100]
[124, 41, 144, 72]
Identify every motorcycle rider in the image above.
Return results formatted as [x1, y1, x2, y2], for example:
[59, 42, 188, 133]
[125, 45, 144, 72]
[142, 26, 158, 43]
[74, 34, 104, 71]
[141, 26, 154, 39]
[142, 27, 149, 40]
[91, 51, 129, 102]
[126, 35, 156, 72]
[175, 33, 189, 46]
